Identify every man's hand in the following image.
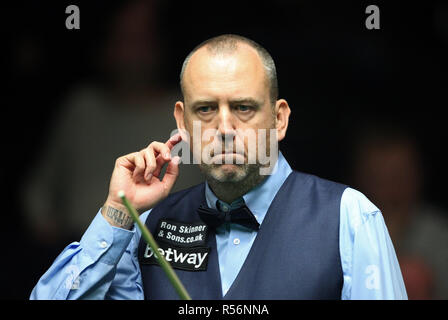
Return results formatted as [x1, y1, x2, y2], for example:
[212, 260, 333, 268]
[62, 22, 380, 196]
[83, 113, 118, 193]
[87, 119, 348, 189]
[102, 134, 182, 229]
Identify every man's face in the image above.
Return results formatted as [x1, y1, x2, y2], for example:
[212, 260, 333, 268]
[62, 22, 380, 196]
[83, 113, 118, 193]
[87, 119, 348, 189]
[175, 44, 288, 183]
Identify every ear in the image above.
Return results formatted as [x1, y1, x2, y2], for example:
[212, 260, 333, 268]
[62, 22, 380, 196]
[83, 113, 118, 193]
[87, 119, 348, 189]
[274, 99, 291, 142]
[174, 101, 188, 141]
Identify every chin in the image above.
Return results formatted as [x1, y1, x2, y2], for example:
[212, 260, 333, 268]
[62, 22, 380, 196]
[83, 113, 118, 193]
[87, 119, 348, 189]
[205, 164, 248, 183]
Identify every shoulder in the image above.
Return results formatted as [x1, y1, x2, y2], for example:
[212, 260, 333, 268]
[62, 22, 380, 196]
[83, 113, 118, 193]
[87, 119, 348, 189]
[288, 174, 382, 232]
[290, 170, 347, 191]
[340, 187, 382, 234]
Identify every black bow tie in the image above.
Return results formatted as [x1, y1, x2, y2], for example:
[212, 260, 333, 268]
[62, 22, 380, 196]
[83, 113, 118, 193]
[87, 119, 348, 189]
[197, 203, 260, 231]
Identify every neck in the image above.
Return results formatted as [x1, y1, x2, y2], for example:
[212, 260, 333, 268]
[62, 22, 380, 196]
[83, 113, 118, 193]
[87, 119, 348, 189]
[207, 171, 267, 204]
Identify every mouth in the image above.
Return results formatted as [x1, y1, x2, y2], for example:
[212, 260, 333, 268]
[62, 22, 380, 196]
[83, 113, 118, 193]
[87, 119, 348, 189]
[210, 152, 245, 164]
[212, 151, 245, 157]
[221, 151, 244, 155]
[212, 147, 245, 156]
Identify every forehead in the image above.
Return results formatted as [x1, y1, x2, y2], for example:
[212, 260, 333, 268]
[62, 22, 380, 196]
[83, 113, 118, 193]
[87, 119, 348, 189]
[183, 43, 268, 101]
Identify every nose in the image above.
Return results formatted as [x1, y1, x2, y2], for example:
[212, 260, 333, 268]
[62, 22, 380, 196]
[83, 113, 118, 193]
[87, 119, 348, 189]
[216, 105, 236, 141]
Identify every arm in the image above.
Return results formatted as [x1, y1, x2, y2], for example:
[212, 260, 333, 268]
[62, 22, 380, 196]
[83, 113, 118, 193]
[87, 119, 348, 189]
[30, 210, 151, 300]
[30, 134, 182, 299]
[339, 188, 408, 300]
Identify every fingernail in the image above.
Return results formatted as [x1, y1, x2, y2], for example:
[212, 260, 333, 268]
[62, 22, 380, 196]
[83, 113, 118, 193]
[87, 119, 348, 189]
[146, 173, 152, 181]
[165, 152, 171, 159]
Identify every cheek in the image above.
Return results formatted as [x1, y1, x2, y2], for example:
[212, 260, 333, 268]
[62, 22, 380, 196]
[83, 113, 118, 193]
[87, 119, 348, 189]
[255, 110, 277, 129]
[183, 116, 204, 144]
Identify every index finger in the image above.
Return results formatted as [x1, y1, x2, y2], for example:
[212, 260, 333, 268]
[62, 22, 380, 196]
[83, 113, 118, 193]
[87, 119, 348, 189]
[165, 132, 183, 150]
[150, 133, 184, 178]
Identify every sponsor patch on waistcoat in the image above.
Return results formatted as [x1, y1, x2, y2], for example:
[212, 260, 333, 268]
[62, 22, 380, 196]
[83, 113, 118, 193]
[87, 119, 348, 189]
[154, 219, 209, 247]
[139, 219, 210, 271]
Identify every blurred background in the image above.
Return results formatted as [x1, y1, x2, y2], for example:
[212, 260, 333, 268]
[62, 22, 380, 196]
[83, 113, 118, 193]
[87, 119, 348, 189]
[2, 0, 448, 299]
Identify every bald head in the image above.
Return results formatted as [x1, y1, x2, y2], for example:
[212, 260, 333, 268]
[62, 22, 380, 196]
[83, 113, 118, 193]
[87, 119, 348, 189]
[180, 34, 278, 104]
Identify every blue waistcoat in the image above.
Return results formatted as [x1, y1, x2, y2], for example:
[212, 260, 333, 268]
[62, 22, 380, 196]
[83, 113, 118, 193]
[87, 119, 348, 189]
[138, 171, 347, 299]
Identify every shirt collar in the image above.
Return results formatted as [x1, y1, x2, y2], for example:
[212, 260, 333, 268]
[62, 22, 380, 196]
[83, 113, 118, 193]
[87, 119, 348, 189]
[205, 151, 293, 225]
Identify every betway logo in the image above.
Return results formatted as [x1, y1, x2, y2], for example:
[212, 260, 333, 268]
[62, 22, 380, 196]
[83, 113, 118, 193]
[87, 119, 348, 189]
[144, 244, 209, 270]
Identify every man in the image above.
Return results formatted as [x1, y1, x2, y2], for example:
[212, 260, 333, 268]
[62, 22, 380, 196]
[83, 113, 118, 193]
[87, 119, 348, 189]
[30, 34, 407, 299]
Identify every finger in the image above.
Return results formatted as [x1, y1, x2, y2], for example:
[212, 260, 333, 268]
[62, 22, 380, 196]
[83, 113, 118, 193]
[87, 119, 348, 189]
[132, 151, 146, 182]
[115, 152, 137, 170]
[152, 134, 183, 177]
[165, 133, 183, 150]
[151, 153, 168, 178]
[148, 141, 172, 161]
[141, 137, 183, 180]
[161, 156, 180, 193]
[146, 141, 173, 178]
[143, 148, 157, 182]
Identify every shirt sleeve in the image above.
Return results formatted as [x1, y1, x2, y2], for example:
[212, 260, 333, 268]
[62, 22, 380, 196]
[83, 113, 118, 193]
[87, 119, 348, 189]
[30, 209, 151, 300]
[339, 188, 408, 300]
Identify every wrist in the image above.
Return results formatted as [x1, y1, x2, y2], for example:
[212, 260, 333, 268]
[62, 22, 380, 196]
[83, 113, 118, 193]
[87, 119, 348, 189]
[102, 200, 134, 230]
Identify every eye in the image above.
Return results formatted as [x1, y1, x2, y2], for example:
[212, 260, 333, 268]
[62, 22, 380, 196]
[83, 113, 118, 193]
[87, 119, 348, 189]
[197, 106, 214, 114]
[236, 105, 252, 112]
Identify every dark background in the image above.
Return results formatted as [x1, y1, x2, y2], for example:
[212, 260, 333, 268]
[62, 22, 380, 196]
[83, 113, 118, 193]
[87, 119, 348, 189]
[2, 0, 447, 299]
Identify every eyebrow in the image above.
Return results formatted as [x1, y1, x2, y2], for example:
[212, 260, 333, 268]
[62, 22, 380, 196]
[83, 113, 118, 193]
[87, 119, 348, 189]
[189, 97, 262, 108]
[229, 98, 262, 106]
[189, 100, 218, 109]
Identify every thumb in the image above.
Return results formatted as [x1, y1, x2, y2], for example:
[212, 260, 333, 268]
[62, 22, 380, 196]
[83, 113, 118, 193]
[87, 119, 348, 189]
[161, 156, 180, 190]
